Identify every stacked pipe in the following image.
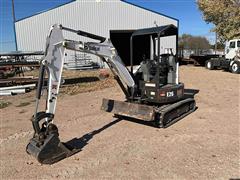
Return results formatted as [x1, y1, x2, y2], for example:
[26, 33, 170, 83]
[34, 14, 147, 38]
[0, 84, 36, 96]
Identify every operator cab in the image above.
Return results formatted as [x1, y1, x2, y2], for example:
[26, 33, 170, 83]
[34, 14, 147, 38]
[129, 25, 183, 103]
[225, 39, 240, 60]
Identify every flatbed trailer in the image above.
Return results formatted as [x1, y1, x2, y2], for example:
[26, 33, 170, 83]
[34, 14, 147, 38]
[178, 48, 220, 66]
[0, 51, 44, 78]
[0, 61, 40, 67]
[178, 54, 219, 66]
[189, 54, 219, 66]
[0, 51, 43, 66]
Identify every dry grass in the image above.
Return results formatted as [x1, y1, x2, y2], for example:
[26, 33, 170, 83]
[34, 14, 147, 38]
[61, 77, 116, 95]
[24, 69, 117, 95]
[0, 101, 12, 109]
[16, 102, 31, 107]
[0, 69, 117, 107]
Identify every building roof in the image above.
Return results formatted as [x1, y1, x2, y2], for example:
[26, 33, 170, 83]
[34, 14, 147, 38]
[16, 0, 178, 22]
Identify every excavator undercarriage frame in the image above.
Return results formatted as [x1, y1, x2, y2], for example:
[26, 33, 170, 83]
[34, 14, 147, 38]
[102, 97, 196, 128]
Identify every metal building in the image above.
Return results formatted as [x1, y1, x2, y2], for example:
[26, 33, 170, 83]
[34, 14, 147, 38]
[15, 0, 178, 67]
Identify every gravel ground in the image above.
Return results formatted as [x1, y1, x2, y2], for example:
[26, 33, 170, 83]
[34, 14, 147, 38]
[0, 66, 239, 179]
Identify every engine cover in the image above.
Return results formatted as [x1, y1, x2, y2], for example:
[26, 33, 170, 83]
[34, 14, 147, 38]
[139, 82, 185, 104]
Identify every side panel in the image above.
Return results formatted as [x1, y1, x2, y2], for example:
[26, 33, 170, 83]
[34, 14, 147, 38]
[141, 82, 184, 104]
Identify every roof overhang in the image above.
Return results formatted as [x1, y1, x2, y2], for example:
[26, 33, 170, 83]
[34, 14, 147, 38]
[132, 24, 178, 38]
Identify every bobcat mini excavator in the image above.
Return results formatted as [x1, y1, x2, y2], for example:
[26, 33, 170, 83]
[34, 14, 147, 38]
[26, 24, 196, 164]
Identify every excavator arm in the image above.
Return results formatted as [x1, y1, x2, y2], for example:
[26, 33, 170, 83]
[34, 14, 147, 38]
[27, 24, 135, 164]
[41, 24, 134, 117]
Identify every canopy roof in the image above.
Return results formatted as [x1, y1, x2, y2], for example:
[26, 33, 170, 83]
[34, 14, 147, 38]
[132, 24, 177, 37]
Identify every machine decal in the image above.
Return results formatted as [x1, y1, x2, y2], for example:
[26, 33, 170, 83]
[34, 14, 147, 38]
[166, 91, 174, 97]
[145, 83, 156, 87]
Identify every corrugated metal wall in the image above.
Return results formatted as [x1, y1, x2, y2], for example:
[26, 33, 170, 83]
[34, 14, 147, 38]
[15, 0, 178, 63]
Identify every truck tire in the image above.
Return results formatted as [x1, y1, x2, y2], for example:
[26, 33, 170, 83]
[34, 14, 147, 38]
[205, 60, 214, 70]
[230, 61, 240, 74]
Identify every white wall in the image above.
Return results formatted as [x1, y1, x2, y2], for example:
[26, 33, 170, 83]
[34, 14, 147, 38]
[15, 0, 178, 64]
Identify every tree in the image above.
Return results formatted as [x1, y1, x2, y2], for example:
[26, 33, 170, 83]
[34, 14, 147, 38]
[179, 34, 211, 50]
[197, 0, 240, 41]
[211, 42, 225, 50]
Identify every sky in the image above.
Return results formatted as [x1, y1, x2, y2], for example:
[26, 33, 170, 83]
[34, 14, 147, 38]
[0, 0, 215, 52]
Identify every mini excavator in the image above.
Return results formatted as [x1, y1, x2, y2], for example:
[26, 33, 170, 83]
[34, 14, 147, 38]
[26, 24, 196, 164]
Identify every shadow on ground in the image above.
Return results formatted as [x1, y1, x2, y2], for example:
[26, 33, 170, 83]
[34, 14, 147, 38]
[60, 118, 122, 163]
[66, 118, 121, 149]
[64, 76, 99, 85]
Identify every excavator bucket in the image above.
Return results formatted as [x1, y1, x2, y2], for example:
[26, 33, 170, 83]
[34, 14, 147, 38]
[26, 113, 78, 164]
[26, 131, 76, 164]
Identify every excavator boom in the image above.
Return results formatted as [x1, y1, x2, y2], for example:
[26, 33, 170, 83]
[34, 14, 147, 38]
[42, 24, 135, 116]
[27, 24, 135, 164]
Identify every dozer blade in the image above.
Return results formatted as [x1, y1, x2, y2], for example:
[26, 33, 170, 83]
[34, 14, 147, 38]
[26, 124, 78, 164]
[101, 98, 156, 121]
[101, 98, 196, 128]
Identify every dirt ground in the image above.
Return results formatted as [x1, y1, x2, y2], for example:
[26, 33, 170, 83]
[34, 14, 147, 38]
[0, 66, 239, 179]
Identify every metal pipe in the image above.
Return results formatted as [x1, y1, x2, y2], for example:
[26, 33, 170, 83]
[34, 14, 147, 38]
[157, 34, 160, 86]
[176, 27, 179, 84]
[0, 91, 12, 96]
[130, 36, 133, 73]
[0, 84, 35, 91]
[0, 89, 26, 96]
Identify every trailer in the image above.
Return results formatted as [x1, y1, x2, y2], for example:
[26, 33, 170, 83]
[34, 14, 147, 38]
[178, 48, 220, 66]
[189, 54, 220, 66]
[0, 51, 44, 78]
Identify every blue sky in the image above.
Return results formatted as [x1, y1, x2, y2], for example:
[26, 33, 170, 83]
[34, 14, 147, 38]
[0, 0, 215, 52]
